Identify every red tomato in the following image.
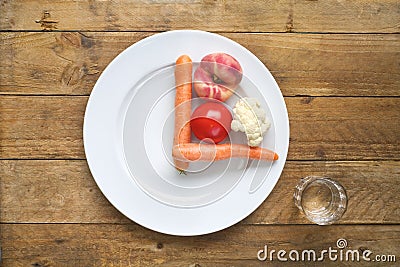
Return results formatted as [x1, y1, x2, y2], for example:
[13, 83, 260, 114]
[190, 101, 232, 144]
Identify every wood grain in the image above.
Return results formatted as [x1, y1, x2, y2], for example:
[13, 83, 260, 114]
[1, 223, 399, 266]
[0, 0, 399, 33]
[287, 96, 400, 160]
[1, 160, 399, 224]
[1, 96, 398, 160]
[226, 33, 400, 97]
[0, 32, 147, 95]
[1, 32, 399, 96]
[0, 96, 86, 159]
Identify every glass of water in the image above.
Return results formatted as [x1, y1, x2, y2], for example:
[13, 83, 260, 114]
[294, 176, 347, 225]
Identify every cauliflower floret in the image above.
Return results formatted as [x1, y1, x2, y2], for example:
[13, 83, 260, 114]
[231, 97, 271, 147]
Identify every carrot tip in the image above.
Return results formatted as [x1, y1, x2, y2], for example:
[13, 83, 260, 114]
[274, 153, 279, 161]
[176, 54, 192, 64]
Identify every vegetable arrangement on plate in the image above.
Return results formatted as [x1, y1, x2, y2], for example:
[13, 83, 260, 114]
[172, 53, 278, 172]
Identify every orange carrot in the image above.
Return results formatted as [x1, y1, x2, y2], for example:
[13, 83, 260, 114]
[173, 55, 193, 171]
[172, 143, 279, 162]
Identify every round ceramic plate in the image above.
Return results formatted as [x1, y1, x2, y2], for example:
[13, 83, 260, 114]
[83, 30, 289, 236]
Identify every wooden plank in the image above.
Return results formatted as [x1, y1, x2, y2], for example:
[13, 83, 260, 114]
[0, 32, 150, 95]
[293, 0, 400, 33]
[1, 32, 399, 96]
[287, 96, 400, 160]
[0, 96, 87, 159]
[1, 223, 399, 266]
[0, 160, 129, 224]
[1, 96, 399, 160]
[0, 0, 399, 33]
[226, 33, 400, 97]
[1, 160, 399, 224]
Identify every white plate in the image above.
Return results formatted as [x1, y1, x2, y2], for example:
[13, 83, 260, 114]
[83, 30, 289, 236]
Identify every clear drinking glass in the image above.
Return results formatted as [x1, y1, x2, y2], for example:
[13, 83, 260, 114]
[294, 176, 347, 225]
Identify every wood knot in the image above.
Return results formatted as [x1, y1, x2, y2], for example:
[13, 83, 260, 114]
[35, 11, 58, 31]
[156, 242, 164, 249]
[315, 148, 326, 158]
[55, 238, 65, 244]
[31, 261, 51, 267]
[80, 33, 95, 48]
[301, 96, 314, 104]
[285, 12, 294, 32]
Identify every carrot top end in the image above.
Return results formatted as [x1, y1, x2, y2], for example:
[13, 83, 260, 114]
[176, 54, 192, 65]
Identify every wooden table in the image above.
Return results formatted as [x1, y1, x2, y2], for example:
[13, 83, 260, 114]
[1, 1, 399, 266]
